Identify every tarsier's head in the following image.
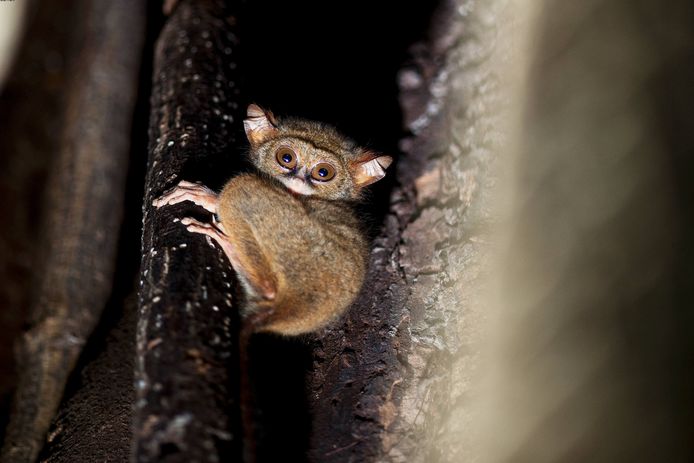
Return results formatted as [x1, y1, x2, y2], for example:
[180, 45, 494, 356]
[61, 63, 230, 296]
[243, 104, 392, 201]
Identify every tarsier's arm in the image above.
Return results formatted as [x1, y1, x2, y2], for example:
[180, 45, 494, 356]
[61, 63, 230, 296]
[153, 180, 277, 303]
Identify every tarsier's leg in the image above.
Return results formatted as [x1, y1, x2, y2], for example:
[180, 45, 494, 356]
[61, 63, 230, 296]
[153, 180, 218, 214]
[180, 218, 276, 301]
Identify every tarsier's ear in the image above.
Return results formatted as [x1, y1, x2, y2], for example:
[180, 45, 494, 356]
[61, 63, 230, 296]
[351, 151, 393, 188]
[244, 104, 278, 146]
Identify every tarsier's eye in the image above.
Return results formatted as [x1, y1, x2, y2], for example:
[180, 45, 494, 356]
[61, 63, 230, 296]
[276, 147, 297, 169]
[311, 163, 336, 182]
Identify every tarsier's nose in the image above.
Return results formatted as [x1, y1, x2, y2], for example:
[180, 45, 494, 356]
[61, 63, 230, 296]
[295, 166, 308, 179]
[280, 172, 314, 196]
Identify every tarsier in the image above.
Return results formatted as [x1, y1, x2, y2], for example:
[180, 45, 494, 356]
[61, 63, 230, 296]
[154, 104, 392, 335]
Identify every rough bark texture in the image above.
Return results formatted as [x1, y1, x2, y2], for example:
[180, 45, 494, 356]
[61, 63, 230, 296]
[134, 1, 245, 461]
[0, 1, 145, 461]
[307, 0, 504, 461]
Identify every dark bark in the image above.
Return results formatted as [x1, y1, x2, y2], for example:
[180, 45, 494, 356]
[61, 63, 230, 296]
[307, 0, 501, 461]
[134, 1, 245, 461]
[0, 1, 145, 461]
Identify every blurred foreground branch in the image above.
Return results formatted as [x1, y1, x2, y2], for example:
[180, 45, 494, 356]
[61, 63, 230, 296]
[0, 0, 145, 461]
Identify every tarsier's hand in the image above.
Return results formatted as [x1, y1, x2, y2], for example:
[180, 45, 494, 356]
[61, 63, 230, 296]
[153, 180, 219, 215]
[153, 179, 276, 302]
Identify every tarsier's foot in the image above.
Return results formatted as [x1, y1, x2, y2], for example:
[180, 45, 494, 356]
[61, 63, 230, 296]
[153, 180, 218, 214]
[180, 218, 276, 301]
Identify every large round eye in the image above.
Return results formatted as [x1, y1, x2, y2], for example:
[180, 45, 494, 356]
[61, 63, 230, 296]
[311, 163, 336, 182]
[276, 147, 297, 170]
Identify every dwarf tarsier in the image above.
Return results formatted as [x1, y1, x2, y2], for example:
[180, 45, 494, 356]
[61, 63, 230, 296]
[154, 104, 392, 335]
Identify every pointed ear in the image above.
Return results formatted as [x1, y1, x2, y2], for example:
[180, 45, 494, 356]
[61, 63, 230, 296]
[351, 151, 393, 188]
[244, 104, 278, 146]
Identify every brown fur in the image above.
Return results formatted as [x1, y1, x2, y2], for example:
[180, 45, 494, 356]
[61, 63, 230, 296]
[218, 173, 367, 334]
[156, 105, 391, 335]
[217, 105, 391, 334]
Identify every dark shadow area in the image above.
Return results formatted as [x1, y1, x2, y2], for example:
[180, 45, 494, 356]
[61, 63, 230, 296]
[239, 1, 439, 461]
[249, 334, 314, 463]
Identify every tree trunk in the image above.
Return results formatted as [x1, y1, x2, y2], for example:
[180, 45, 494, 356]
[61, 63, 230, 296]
[306, 0, 504, 461]
[479, 0, 694, 461]
[134, 1, 245, 461]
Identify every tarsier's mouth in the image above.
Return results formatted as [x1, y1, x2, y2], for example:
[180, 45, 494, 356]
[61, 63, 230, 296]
[279, 176, 314, 196]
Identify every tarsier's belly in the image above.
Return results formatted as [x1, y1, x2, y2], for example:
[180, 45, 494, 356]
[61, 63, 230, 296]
[218, 174, 367, 334]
